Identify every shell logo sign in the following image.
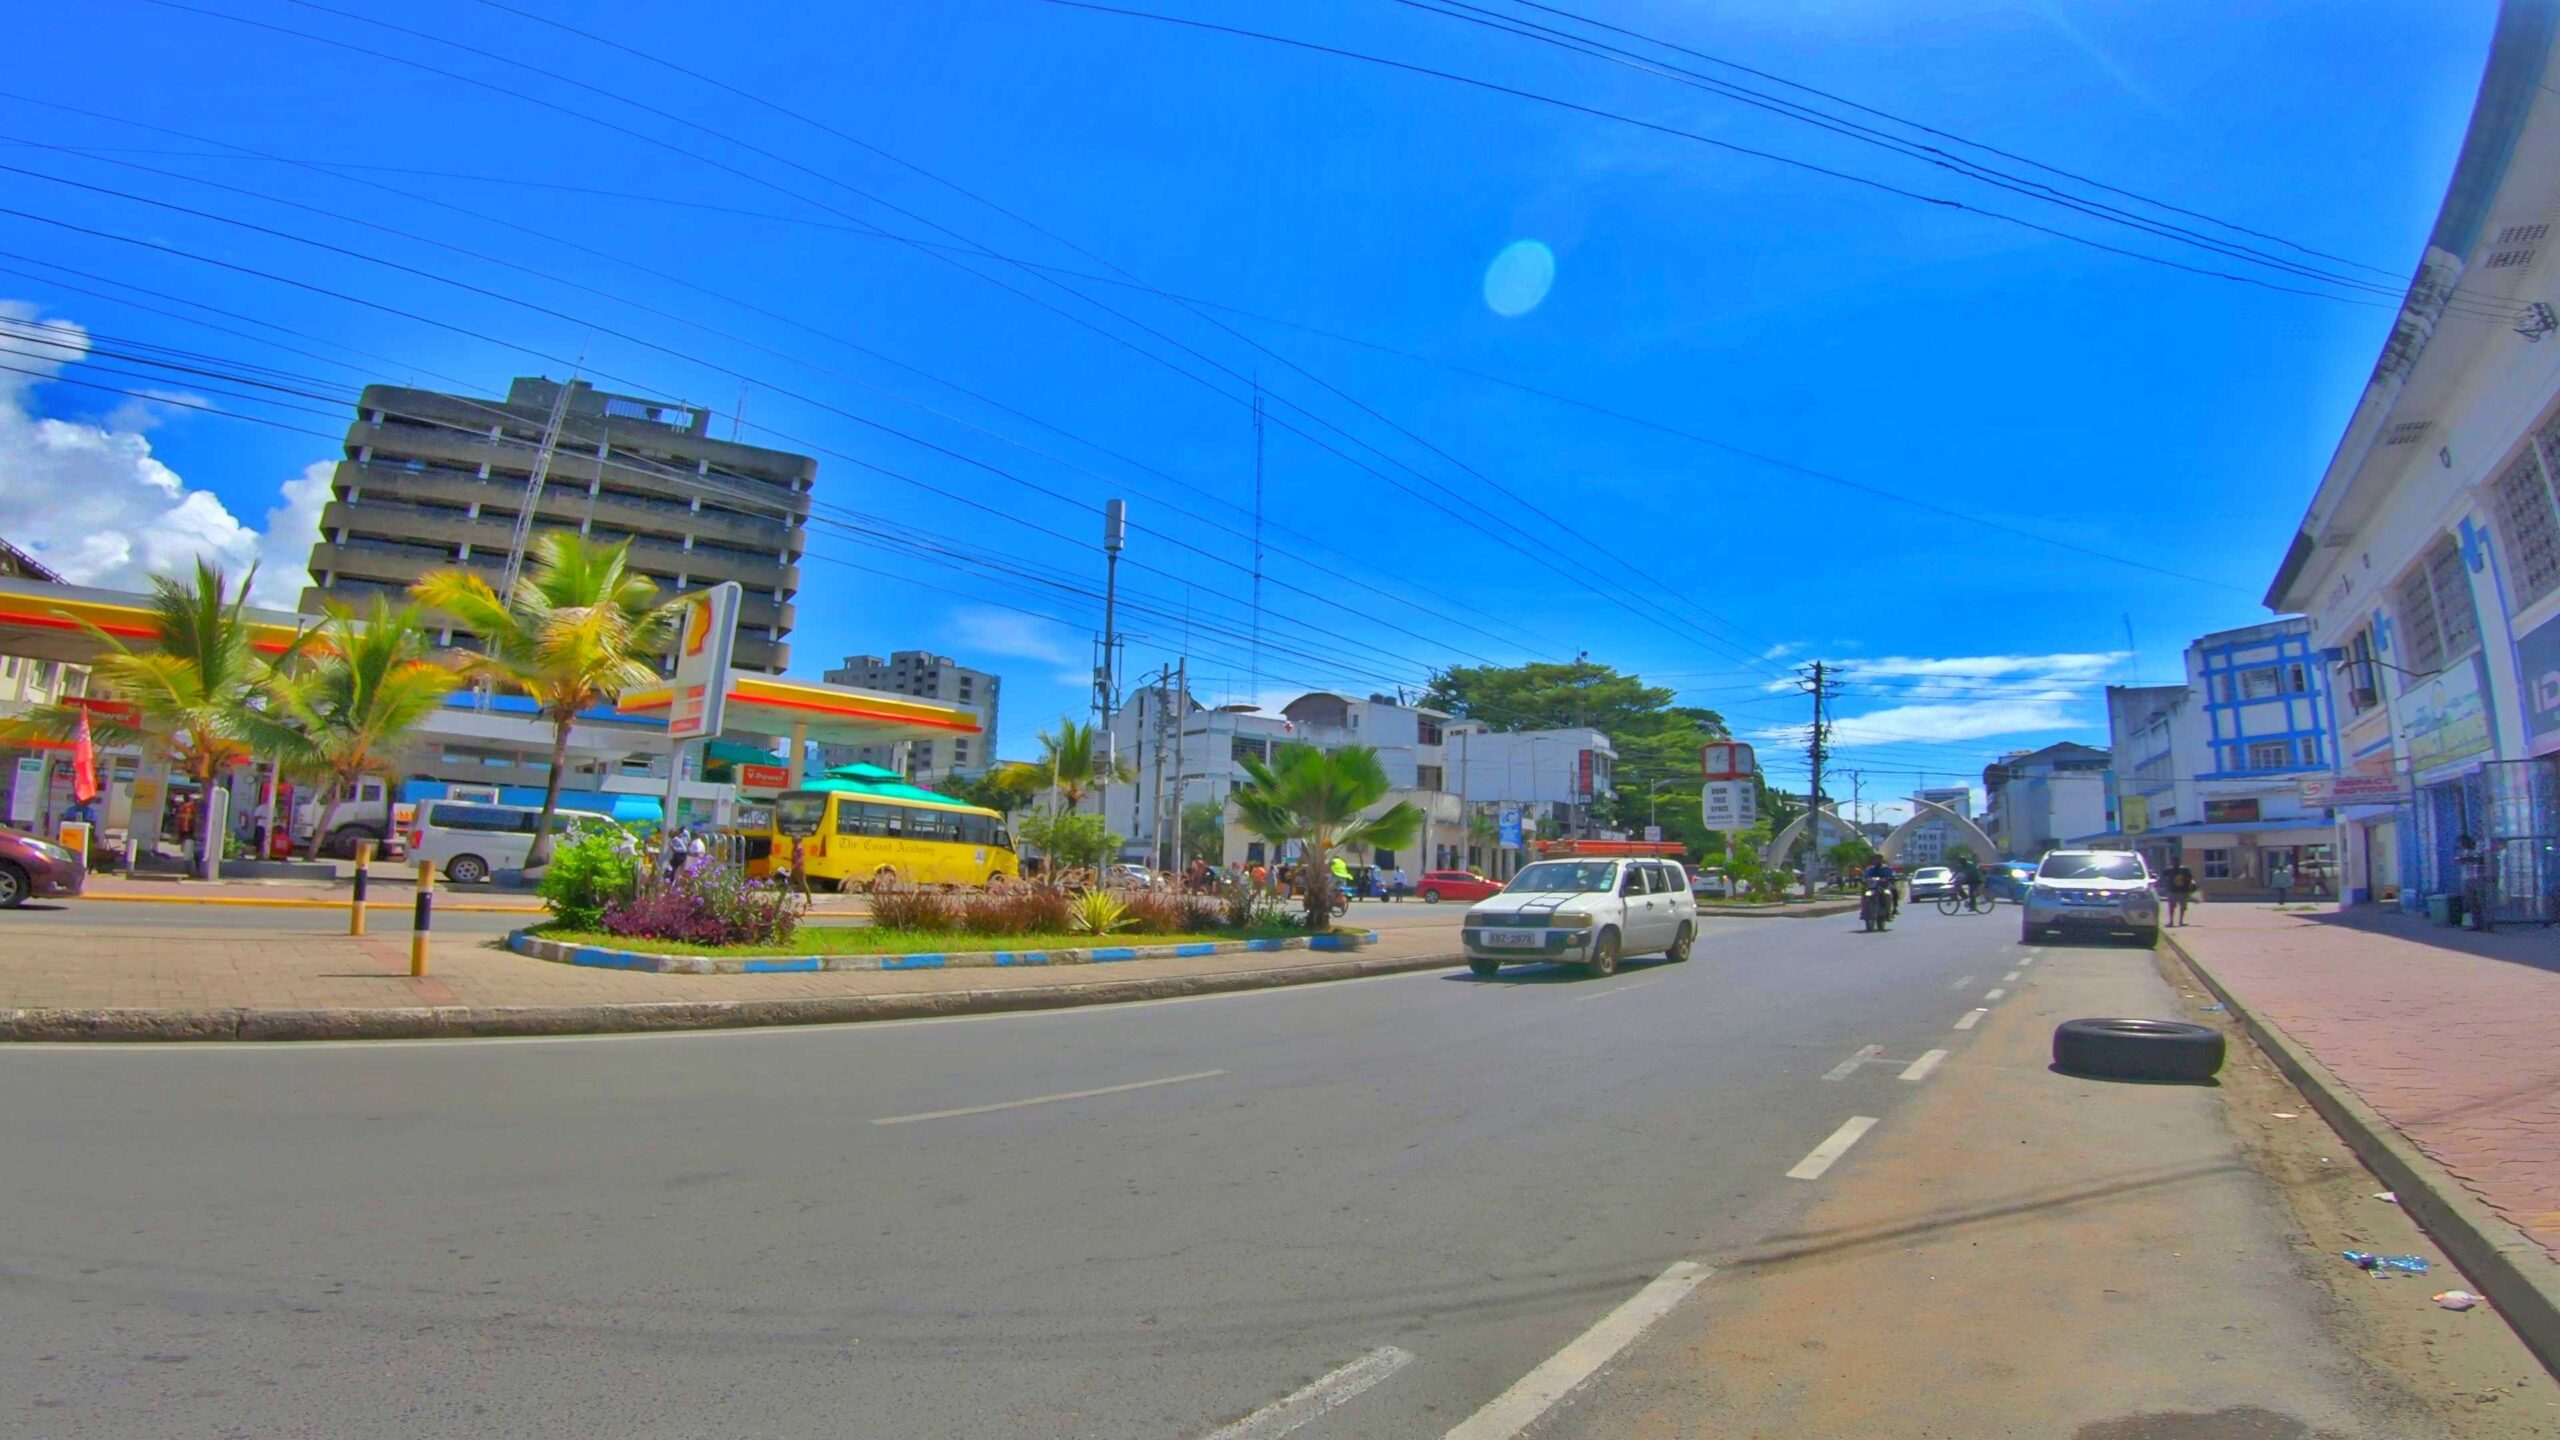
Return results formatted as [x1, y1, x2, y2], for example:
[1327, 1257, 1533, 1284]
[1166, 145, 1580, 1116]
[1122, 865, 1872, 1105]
[666, 582, 741, 740]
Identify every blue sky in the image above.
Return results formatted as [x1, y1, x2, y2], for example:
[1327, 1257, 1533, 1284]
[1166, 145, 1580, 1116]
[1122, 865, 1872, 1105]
[0, 0, 2500, 816]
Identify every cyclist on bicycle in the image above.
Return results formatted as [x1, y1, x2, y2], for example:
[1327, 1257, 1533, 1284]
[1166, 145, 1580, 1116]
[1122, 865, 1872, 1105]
[1953, 854, 1984, 907]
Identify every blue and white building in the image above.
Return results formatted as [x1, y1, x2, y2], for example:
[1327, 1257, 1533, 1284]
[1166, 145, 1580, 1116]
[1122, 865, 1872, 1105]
[2267, 2, 2560, 915]
[2103, 619, 2334, 899]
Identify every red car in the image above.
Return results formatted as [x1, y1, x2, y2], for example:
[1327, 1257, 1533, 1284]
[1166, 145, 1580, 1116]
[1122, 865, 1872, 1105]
[0, 824, 88, 908]
[1416, 869, 1501, 904]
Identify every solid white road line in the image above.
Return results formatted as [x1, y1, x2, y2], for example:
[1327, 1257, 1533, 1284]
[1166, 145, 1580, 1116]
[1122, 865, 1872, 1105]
[1983, 987, 2007, 1001]
[1202, 1345, 1414, 1440]
[1785, 1116, 1880, 1180]
[2003, 969, 2022, 982]
[1953, 1009, 1988, 1030]
[1571, 974, 1670, 1003]
[1898, 1049, 1949, 1083]
[872, 1069, 1228, 1125]
[1442, 1262, 1710, 1440]
[1949, 974, 1976, 990]
[1821, 1044, 1884, 1081]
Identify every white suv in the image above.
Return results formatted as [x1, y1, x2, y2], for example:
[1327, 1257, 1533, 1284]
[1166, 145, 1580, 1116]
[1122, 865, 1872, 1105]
[2021, 849, 2161, 946]
[1463, 857, 1699, 978]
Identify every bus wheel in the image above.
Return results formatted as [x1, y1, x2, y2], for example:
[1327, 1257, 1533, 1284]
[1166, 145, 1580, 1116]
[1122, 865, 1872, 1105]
[870, 866, 900, 894]
[984, 873, 1012, 890]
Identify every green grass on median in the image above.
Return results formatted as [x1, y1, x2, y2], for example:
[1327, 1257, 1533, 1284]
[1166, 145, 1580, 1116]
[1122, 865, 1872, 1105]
[526, 923, 1307, 958]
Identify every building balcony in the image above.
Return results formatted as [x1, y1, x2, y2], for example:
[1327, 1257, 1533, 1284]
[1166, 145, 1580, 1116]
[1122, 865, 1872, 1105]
[352, 423, 811, 525]
[337, 459, 801, 552]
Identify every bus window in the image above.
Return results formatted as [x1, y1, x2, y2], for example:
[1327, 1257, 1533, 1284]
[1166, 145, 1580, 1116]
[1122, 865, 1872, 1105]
[993, 826, 1012, 852]
[907, 810, 952, 842]
[776, 792, 828, 837]
[956, 813, 990, 846]
[877, 805, 906, 838]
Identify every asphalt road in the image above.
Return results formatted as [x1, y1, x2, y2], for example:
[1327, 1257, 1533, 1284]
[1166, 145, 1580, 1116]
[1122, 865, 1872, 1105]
[1, 904, 2036, 1438]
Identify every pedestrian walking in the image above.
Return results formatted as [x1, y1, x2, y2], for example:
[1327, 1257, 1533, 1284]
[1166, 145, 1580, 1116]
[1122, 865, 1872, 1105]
[2163, 859, 2197, 926]
[2268, 853, 2295, 908]
[1390, 865, 1409, 901]
[661, 826, 688, 881]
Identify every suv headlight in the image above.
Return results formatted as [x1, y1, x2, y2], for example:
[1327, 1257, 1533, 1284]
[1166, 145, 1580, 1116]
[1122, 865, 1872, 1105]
[2030, 883, 2060, 902]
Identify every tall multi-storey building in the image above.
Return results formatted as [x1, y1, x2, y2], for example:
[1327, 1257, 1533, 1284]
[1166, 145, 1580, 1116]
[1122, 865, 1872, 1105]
[819, 651, 999, 781]
[305, 377, 811, 672]
[1900, 785, 1976, 865]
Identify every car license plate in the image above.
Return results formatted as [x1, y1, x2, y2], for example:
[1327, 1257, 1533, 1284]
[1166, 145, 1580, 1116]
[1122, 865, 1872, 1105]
[1485, 931, 1541, 948]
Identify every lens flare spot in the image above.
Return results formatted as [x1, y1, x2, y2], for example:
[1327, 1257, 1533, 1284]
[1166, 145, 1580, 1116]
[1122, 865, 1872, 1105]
[1482, 240, 1556, 318]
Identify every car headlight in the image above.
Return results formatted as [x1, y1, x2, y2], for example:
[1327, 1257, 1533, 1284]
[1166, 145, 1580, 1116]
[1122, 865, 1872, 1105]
[25, 839, 72, 863]
[1549, 913, 1595, 928]
[2030, 883, 2060, 902]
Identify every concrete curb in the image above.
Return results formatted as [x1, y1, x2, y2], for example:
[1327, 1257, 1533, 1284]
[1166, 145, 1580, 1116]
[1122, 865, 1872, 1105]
[0, 947, 1467, 1043]
[2161, 929, 2560, 1379]
[79, 893, 547, 914]
[508, 928, 1383, 974]
[1697, 900, 1862, 920]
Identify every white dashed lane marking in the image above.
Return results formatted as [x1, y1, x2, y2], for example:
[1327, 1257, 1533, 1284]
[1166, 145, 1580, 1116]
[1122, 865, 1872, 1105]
[1983, 988, 2007, 1001]
[1785, 1116, 1880, 1180]
[1442, 1263, 1710, 1440]
[1202, 1346, 1414, 1440]
[1898, 1049, 1948, 1082]
[2003, 969, 2022, 982]
[1949, 974, 1976, 990]
[1821, 1044, 1883, 1081]
[1954, 1009, 1987, 1030]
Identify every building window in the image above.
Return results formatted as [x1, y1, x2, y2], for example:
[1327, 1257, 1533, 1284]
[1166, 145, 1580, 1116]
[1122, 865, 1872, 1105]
[2201, 848, 2232, 880]
[2247, 740, 2292, 769]
[1417, 720, 1443, 745]
[2238, 667, 2281, 700]
[953, 740, 969, 761]
[2491, 443, 2560, 610]
[2392, 534, 2478, 675]
[2343, 626, 2381, 715]
[2285, 662, 2308, 693]
[1231, 736, 1268, 764]
[1417, 764, 1445, 791]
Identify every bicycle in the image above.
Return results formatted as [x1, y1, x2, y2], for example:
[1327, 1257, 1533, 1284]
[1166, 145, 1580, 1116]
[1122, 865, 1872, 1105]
[1936, 884, 1994, 916]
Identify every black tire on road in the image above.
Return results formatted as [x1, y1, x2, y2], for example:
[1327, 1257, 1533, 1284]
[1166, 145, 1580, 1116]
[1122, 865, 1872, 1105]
[0, 860, 27, 908]
[1664, 921, 1693, 962]
[2020, 921, 2039, 944]
[1421, 888, 1442, 903]
[1583, 927, 1621, 978]
[324, 825, 380, 860]
[446, 854, 489, 885]
[1468, 959, 1500, 978]
[2052, 1017, 2225, 1083]
[2135, 925, 2161, 948]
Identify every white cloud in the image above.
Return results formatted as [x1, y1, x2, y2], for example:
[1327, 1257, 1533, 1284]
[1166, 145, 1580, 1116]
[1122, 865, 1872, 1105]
[947, 604, 1082, 666]
[1744, 650, 2123, 754]
[0, 300, 328, 609]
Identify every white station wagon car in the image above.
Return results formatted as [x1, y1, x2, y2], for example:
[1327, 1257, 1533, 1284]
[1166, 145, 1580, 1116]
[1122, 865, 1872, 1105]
[1462, 857, 1699, 978]
[2021, 849, 2161, 946]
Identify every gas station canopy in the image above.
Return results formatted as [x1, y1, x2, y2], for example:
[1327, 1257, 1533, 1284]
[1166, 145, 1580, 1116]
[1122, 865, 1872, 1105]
[0, 576, 310, 664]
[617, 672, 980, 750]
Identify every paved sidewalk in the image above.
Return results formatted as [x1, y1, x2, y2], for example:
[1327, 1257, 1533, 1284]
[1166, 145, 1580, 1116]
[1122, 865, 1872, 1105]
[0, 911, 1469, 1039]
[2170, 903, 2560, 1266]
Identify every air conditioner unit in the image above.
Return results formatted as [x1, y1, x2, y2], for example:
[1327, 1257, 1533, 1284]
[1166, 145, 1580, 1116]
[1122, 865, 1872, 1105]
[2350, 686, 2379, 710]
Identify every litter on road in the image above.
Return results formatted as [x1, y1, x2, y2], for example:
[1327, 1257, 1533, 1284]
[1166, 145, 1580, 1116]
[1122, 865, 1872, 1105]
[2271, 1111, 2299, 1119]
[2432, 1291, 2482, 1311]
[2341, 1251, 2432, 1275]
[2372, 1191, 2397, 1204]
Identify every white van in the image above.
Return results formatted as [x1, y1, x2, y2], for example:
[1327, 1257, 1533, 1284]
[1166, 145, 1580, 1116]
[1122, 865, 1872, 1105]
[408, 800, 618, 884]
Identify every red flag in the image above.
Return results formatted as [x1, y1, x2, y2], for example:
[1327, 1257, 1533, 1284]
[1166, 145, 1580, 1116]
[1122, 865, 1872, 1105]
[71, 709, 98, 804]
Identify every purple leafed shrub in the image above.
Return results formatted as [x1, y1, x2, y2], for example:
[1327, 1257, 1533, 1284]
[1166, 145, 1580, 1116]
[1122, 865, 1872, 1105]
[601, 857, 806, 946]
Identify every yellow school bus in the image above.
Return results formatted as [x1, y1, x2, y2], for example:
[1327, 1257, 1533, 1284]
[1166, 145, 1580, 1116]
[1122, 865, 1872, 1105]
[764, 771, 1017, 890]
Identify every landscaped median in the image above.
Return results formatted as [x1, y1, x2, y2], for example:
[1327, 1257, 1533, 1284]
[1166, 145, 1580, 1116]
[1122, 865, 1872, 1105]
[510, 926, 1381, 975]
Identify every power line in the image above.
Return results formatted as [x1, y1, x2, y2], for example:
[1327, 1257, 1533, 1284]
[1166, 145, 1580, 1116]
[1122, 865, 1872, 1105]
[1394, 0, 2525, 320]
[1037, 0, 2473, 312]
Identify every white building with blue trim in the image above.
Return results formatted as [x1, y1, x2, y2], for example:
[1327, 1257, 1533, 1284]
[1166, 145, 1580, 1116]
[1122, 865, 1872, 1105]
[2102, 619, 2334, 899]
[2267, 0, 2560, 917]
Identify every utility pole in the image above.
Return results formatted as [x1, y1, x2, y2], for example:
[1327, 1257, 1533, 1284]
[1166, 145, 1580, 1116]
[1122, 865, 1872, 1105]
[1096, 499, 1127, 843]
[1170, 657, 1189, 874]
[1803, 661, 1829, 893]
[1148, 662, 1179, 872]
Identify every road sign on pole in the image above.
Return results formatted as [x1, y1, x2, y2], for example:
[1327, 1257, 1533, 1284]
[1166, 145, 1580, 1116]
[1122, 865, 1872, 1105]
[1498, 805, 1522, 848]
[1701, 781, 1757, 832]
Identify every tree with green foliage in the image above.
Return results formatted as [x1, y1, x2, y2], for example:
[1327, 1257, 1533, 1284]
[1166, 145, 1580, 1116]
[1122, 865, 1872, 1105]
[1016, 809, 1120, 871]
[937, 762, 1046, 823]
[1180, 801, 1226, 865]
[1031, 717, 1131, 812]
[412, 533, 681, 868]
[1826, 839, 1876, 874]
[1229, 743, 1422, 930]
[243, 597, 460, 858]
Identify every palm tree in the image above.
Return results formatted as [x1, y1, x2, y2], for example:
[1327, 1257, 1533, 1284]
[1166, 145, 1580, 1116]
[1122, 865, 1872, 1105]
[16, 560, 311, 855]
[1228, 743, 1422, 930]
[243, 597, 460, 859]
[1032, 717, 1130, 811]
[411, 533, 680, 866]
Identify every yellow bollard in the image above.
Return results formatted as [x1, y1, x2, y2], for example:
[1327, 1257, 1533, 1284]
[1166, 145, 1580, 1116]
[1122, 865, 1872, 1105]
[349, 839, 374, 936]
[410, 860, 433, 976]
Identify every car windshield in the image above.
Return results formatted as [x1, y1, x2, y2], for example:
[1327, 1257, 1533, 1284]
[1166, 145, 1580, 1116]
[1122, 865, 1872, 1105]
[1914, 868, 1949, 879]
[1504, 860, 1619, 893]
[2039, 853, 2148, 881]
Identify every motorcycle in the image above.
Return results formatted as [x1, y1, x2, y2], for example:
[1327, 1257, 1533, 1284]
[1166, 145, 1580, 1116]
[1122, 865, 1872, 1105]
[1860, 877, 1895, 932]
